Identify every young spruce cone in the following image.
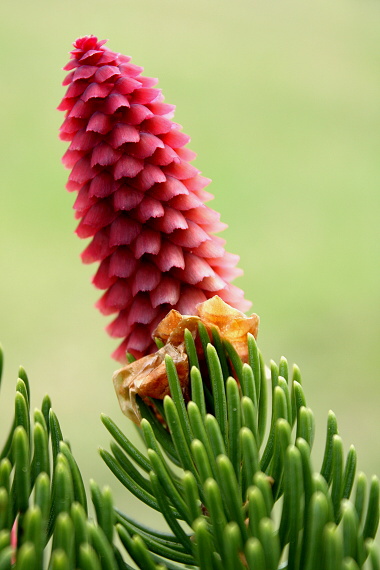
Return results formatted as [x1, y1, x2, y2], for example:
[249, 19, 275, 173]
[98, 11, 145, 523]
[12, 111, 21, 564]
[59, 35, 251, 361]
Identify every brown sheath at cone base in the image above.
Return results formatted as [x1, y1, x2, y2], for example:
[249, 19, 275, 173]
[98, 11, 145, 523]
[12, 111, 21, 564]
[113, 296, 259, 424]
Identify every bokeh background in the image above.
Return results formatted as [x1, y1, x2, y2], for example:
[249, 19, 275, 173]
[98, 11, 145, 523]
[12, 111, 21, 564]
[1, 0, 379, 528]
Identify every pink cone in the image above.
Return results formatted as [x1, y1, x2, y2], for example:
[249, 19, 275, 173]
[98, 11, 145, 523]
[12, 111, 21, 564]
[59, 36, 251, 361]
[11, 518, 17, 563]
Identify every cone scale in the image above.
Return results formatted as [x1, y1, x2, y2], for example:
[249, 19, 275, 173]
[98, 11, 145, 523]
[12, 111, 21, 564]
[59, 36, 251, 361]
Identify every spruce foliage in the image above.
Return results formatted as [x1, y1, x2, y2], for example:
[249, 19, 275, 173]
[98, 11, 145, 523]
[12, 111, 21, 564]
[0, 335, 379, 569]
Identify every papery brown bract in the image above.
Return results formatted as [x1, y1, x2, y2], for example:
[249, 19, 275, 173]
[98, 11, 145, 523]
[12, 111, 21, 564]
[59, 36, 251, 361]
[113, 296, 259, 423]
[113, 342, 189, 424]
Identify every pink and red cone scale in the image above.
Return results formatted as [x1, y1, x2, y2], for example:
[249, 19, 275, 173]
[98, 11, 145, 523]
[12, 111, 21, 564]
[59, 35, 251, 361]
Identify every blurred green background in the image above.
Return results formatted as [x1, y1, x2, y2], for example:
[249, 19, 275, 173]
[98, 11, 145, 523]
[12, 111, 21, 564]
[0, 0, 379, 527]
